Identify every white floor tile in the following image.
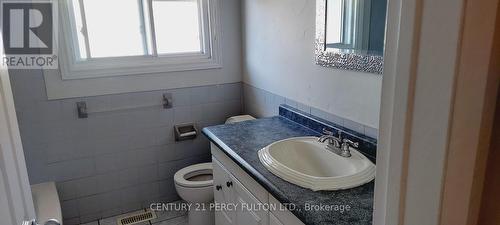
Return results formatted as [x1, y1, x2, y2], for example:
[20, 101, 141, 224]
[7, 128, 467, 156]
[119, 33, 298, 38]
[80, 222, 98, 225]
[153, 215, 188, 225]
[151, 201, 188, 223]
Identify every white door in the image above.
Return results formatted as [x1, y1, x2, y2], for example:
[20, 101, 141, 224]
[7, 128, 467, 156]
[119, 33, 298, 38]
[0, 37, 36, 225]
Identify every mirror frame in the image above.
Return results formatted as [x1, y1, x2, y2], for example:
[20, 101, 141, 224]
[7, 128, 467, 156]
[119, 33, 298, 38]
[315, 0, 384, 74]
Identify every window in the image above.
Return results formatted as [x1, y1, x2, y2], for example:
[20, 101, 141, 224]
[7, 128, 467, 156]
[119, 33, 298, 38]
[325, 0, 364, 50]
[152, 0, 202, 54]
[59, 0, 221, 79]
[72, 0, 146, 58]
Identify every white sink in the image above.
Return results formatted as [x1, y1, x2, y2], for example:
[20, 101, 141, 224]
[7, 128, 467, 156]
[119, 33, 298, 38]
[258, 137, 375, 191]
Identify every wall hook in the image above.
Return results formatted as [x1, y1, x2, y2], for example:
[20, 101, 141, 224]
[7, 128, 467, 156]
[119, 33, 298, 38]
[76, 101, 88, 118]
[163, 93, 172, 109]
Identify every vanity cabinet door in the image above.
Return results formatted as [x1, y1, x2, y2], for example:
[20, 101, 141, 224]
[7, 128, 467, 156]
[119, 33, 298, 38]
[213, 157, 235, 225]
[269, 213, 284, 225]
[231, 174, 269, 225]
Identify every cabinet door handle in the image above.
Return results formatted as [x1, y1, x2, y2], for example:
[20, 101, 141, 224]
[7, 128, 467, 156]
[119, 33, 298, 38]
[226, 181, 233, 187]
[216, 185, 222, 191]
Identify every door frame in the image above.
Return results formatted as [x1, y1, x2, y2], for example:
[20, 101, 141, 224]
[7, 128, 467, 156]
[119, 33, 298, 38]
[374, 0, 500, 224]
[439, 0, 500, 224]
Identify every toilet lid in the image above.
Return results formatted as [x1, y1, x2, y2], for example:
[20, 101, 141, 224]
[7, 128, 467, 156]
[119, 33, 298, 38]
[174, 163, 213, 188]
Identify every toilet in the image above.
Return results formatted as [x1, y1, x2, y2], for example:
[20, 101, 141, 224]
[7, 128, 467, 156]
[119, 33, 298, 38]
[174, 163, 214, 225]
[174, 115, 255, 225]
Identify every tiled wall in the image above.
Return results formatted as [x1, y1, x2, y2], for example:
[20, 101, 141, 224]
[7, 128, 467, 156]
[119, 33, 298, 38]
[242, 84, 378, 139]
[9, 71, 242, 225]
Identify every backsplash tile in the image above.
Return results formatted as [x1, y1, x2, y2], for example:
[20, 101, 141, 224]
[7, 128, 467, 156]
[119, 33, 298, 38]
[364, 126, 379, 139]
[344, 118, 365, 135]
[297, 102, 311, 114]
[242, 83, 379, 140]
[310, 107, 344, 127]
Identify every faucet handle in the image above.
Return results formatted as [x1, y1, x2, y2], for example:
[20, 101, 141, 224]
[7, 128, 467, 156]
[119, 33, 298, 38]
[322, 128, 342, 137]
[342, 138, 359, 148]
[322, 128, 334, 136]
[338, 138, 357, 157]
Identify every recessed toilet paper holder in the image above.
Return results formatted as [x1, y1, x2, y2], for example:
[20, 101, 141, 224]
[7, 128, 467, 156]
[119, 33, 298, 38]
[174, 123, 198, 141]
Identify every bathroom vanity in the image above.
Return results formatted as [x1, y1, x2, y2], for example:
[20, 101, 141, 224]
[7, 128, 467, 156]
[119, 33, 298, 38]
[203, 106, 377, 225]
[212, 144, 303, 225]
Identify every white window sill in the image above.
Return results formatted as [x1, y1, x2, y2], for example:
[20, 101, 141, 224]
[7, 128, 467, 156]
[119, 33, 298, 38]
[60, 54, 222, 80]
[43, 65, 229, 100]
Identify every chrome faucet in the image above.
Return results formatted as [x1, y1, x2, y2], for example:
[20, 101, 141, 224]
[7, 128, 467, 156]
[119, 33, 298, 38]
[318, 128, 342, 149]
[318, 128, 359, 158]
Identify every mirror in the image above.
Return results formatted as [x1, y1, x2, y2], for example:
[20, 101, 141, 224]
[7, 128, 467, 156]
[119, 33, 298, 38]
[315, 0, 387, 74]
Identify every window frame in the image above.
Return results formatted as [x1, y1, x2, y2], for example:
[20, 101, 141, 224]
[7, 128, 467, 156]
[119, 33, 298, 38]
[58, 0, 222, 80]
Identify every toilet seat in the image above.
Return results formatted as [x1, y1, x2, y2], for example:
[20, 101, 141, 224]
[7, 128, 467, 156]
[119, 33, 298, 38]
[174, 163, 213, 188]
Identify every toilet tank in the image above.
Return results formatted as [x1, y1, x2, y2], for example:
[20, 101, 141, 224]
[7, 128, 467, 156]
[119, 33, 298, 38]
[225, 115, 255, 124]
[31, 182, 62, 225]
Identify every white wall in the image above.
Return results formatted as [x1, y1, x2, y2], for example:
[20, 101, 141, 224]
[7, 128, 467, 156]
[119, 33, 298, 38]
[241, 0, 383, 128]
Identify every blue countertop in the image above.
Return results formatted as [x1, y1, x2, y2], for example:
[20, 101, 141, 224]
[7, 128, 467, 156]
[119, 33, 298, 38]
[203, 116, 374, 225]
